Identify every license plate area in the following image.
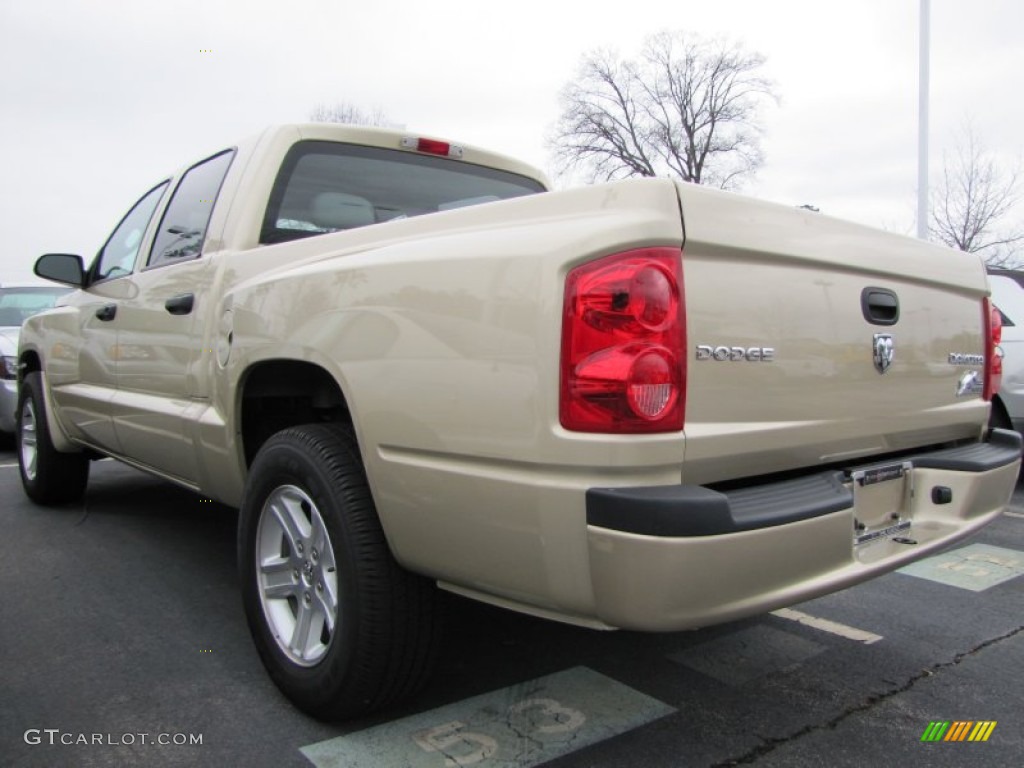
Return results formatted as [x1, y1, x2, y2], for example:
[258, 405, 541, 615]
[848, 461, 914, 545]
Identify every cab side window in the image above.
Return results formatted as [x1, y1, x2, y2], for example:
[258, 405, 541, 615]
[147, 150, 234, 269]
[93, 182, 169, 282]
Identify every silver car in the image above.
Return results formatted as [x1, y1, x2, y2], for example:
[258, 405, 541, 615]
[0, 285, 70, 433]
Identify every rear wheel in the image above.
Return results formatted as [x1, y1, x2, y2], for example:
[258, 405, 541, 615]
[17, 372, 89, 504]
[238, 423, 442, 720]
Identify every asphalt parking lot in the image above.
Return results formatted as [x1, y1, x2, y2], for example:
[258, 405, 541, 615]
[1, 449, 1021, 768]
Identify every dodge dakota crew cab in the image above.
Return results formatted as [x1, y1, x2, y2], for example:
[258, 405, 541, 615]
[18, 123, 1021, 720]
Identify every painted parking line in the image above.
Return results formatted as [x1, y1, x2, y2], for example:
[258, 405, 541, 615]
[898, 543, 1024, 592]
[1005, 510, 1024, 519]
[0, 461, 17, 468]
[300, 666, 674, 768]
[771, 608, 884, 645]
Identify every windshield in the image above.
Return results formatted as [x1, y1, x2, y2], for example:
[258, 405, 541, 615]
[0, 286, 70, 327]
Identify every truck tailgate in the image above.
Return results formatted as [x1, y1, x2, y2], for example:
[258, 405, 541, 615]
[675, 182, 991, 485]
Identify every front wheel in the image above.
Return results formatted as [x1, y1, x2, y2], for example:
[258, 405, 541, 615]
[238, 424, 442, 720]
[17, 372, 89, 504]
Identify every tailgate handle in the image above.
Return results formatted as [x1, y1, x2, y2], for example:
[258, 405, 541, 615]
[861, 287, 899, 326]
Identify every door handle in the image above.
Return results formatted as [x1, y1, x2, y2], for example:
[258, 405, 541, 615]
[165, 293, 195, 315]
[95, 304, 117, 321]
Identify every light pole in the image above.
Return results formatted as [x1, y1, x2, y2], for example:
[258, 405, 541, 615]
[917, 0, 930, 239]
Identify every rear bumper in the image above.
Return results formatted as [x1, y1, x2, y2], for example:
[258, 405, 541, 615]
[586, 429, 1021, 631]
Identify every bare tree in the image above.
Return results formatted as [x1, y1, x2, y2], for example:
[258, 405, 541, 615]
[309, 102, 399, 128]
[550, 31, 778, 189]
[930, 125, 1023, 267]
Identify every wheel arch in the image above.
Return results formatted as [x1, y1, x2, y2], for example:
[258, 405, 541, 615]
[18, 348, 42, 378]
[16, 351, 80, 454]
[16, 370, 90, 503]
[238, 358, 357, 467]
[989, 393, 1013, 432]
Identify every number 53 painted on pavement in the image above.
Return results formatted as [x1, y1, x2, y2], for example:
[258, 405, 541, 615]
[412, 697, 587, 767]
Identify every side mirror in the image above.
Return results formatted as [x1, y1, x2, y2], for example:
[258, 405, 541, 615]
[34, 253, 86, 287]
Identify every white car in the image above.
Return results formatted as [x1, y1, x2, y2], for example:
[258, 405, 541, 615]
[0, 285, 70, 433]
[986, 268, 1024, 431]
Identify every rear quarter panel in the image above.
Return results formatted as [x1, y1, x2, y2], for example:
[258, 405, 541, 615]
[223, 178, 686, 617]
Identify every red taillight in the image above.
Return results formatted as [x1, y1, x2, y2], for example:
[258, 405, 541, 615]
[560, 247, 685, 432]
[984, 298, 1003, 401]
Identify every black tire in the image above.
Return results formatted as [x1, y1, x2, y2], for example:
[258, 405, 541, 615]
[17, 372, 89, 504]
[238, 423, 442, 720]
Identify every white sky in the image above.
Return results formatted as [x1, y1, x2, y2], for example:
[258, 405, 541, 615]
[1, 0, 1022, 282]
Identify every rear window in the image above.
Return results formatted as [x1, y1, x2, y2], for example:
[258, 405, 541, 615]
[260, 141, 545, 245]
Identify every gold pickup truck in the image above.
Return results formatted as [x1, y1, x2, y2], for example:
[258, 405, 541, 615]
[18, 123, 1020, 720]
